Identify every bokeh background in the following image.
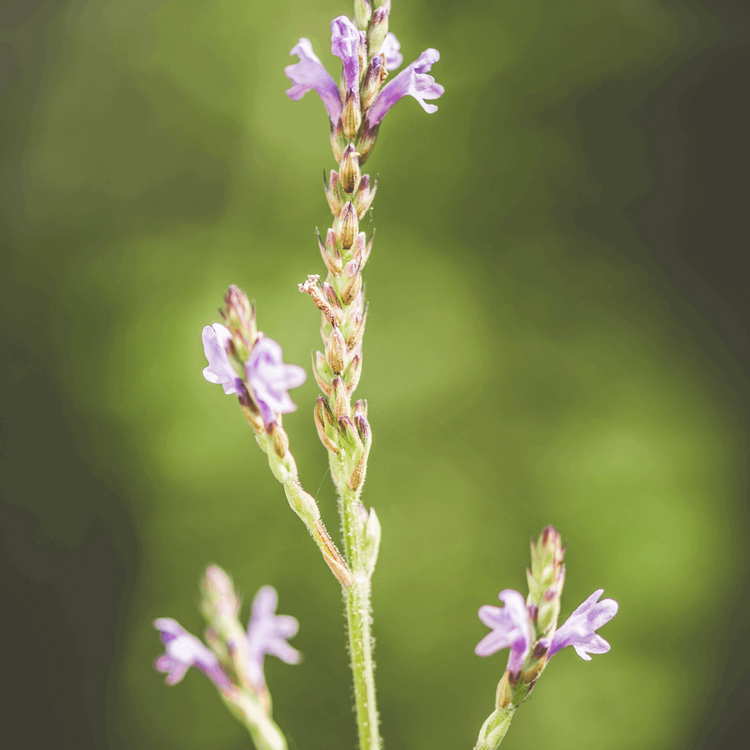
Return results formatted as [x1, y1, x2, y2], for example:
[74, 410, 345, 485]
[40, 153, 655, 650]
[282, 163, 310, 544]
[2, 0, 748, 748]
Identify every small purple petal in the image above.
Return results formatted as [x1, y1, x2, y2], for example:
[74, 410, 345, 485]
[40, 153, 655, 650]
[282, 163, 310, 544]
[549, 589, 618, 660]
[366, 48, 444, 126]
[285, 38, 342, 124]
[154, 618, 230, 690]
[331, 16, 364, 95]
[245, 337, 306, 429]
[475, 589, 532, 674]
[246, 586, 301, 691]
[381, 33, 403, 70]
[202, 324, 240, 395]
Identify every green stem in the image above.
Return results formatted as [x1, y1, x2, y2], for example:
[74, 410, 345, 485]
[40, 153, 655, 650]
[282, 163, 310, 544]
[336, 459, 380, 750]
[221, 689, 288, 750]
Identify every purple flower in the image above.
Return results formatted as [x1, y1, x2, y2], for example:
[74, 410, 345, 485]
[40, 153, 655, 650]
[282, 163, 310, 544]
[381, 32, 403, 70]
[549, 590, 618, 661]
[331, 15, 364, 95]
[154, 618, 231, 689]
[202, 323, 240, 395]
[475, 589, 532, 674]
[285, 38, 342, 124]
[246, 586, 301, 691]
[245, 336, 306, 428]
[366, 48, 444, 127]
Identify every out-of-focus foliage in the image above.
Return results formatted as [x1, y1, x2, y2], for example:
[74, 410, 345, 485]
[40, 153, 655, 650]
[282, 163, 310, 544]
[2, 1, 748, 749]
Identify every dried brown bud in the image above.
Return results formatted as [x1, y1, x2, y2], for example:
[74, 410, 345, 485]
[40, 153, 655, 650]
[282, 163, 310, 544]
[270, 423, 289, 458]
[339, 144, 361, 195]
[343, 91, 362, 140]
[348, 451, 367, 491]
[338, 202, 358, 250]
[299, 275, 343, 327]
[356, 118, 378, 165]
[332, 376, 349, 420]
[341, 261, 362, 305]
[361, 55, 387, 111]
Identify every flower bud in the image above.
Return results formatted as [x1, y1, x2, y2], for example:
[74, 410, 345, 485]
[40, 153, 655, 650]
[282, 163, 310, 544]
[326, 327, 348, 374]
[527, 525, 566, 636]
[338, 415, 363, 455]
[317, 228, 343, 275]
[348, 451, 367, 491]
[221, 285, 256, 357]
[332, 376, 349, 420]
[361, 55, 386, 111]
[341, 260, 362, 305]
[269, 422, 289, 458]
[346, 303, 368, 349]
[338, 201, 359, 250]
[325, 170, 344, 215]
[367, 3, 390, 57]
[355, 175, 377, 219]
[354, 0, 372, 29]
[345, 354, 362, 393]
[356, 119, 378, 165]
[323, 282, 340, 309]
[353, 398, 368, 419]
[314, 396, 339, 453]
[312, 350, 333, 396]
[330, 117, 346, 162]
[202, 565, 240, 621]
[353, 410, 371, 449]
[343, 90, 362, 140]
[339, 144, 361, 195]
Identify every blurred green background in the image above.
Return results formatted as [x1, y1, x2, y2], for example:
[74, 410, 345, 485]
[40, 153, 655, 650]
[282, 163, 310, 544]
[1, 0, 748, 748]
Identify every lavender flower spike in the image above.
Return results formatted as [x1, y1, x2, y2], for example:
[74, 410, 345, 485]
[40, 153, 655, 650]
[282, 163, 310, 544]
[245, 336, 306, 428]
[475, 589, 532, 674]
[549, 589, 619, 661]
[331, 16, 364, 94]
[154, 618, 231, 689]
[366, 48, 444, 127]
[202, 323, 240, 395]
[246, 586, 301, 691]
[285, 38, 342, 124]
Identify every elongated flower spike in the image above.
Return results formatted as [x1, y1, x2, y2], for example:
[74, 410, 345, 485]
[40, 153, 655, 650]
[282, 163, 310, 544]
[473, 527, 618, 750]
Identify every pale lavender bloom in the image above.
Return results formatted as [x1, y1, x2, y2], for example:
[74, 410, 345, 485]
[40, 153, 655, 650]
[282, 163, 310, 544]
[475, 589, 532, 674]
[285, 38, 342, 124]
[381, 32, 403, 70]
[154, 618, 231, 689]
[245, 336, 306, 427]
[202, 323, 240, 395]
[246, 586, 301, 691]
[331, 15, 364, 94]
[366, 48, 444, 126]
[549, 590, 618, 661]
